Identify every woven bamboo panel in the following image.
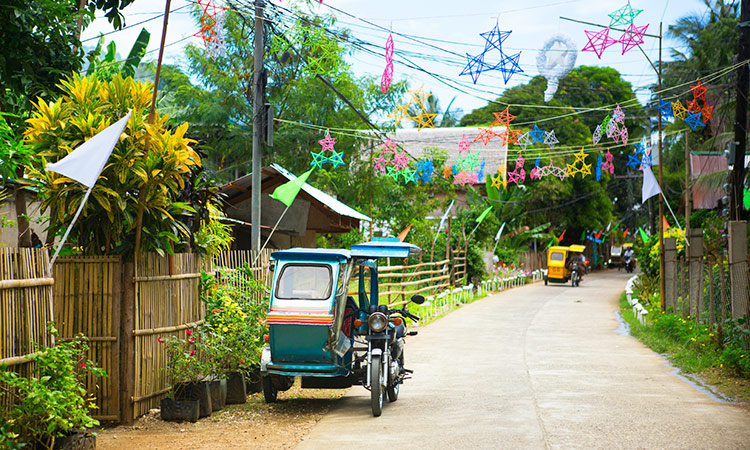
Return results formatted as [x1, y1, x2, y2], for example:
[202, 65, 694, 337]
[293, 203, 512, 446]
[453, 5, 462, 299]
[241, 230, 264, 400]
[52, 255, 121, 421]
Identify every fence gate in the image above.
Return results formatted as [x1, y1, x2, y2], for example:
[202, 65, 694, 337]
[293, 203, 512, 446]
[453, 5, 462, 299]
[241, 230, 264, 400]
[53, 256, 122, 422]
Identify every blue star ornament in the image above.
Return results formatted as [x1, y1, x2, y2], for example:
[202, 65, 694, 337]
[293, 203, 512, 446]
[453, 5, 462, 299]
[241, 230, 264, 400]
[529, 124, 545, 144]
[495, 51, 523, 84]
[460, 52, 487, 84]
[657, 97, 673, 120]
[684, 110, 705, 131]
[626, 153, 641, 169]
[415, 159, 434, 183]
[480, 23, 511, 52]
[596, 153, 602, 181]
[310, 151, 327, 169]
[328, 150, 346, 169]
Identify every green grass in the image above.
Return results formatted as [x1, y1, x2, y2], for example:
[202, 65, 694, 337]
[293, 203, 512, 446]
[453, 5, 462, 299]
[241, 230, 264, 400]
[619, 292, 750, 403]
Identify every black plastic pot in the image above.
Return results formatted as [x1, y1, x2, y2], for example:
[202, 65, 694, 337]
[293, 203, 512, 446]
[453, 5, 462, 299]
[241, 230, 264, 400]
[209, 378, 227, 410]
[160, 397, 200, 422]
[245, 369, 263, 394]
[174, 381, 213, 418]
[225, 372, 247, 404]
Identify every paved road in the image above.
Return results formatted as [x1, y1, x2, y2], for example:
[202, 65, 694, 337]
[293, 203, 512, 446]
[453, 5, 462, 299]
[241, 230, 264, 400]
[295, 270, 750, 449]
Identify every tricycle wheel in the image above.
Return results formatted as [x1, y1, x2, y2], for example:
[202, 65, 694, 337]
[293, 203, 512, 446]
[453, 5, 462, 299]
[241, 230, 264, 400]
[262, 375, 277, 403]
[387, 354, 402, 402]
[544, 277, 548, 286]
[370, 355, 383, 416]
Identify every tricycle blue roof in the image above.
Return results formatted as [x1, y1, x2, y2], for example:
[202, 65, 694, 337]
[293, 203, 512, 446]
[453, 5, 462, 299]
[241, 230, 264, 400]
[271, 248, 351, 262]
[351, 240, 422, 258]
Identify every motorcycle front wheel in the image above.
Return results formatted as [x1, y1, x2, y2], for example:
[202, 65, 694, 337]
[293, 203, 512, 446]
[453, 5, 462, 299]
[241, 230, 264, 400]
[370, 355, 384, 416]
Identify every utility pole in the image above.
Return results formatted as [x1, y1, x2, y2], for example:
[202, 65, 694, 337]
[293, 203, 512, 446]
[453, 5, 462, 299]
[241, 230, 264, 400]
[251, 0, 265, 250]
[732, 0, 750, 221]
[658, 22, 666, 311]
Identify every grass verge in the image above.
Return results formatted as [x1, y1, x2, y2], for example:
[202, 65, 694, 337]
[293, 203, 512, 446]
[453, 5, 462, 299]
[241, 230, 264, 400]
[619, 292, 750, 405]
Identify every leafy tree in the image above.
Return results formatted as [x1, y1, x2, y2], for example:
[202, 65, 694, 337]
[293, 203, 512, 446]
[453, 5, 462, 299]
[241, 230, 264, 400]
[23, 74, 206, 258]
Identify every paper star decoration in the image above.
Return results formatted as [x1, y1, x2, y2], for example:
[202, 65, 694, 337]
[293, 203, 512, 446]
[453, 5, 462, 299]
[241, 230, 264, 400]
[457, 134, 473, 153]
[373, 154, 388, 175]
[407, 86, 437, 130]
[530, 157, 542, 180]
[566, 149, 592, 178]
[592, 124, 602, 145]
[474, 127, 496, 145]
[491, 164, 508, 190]
[684, 110, 705, 131]
[612, 104, 625, 124]
[700, 103, 714, 122]
[401, 168, 417, 184]
[602, 150, 615, 175]
[381, 139, 398, 158]
[442, 165, 453, 179]
[381, 34, 394, 94]
[392, 151, 410, 170]
[318, 132, 337, 152]
[386, 165, 401, 180]
[459, 23, 523, 85]
[618, 23, 649, 54]
[496, 128, 521, 146]
[608, 3, 643, 27]
[596, 153, 603, 181]
[657, 97, 674, 120]
[194, 0, 228, 51]
[328, 150, 345, 169]
[672, 101, 687, 119]
[626, 152, 642, 170]
[529, 124, 546, 144]
[539, 164, 567, 181]
[476, 158, 486, 182]
[620, 126, 629, 146]
[507, 154, 526, 185]
[606, 118, 621, 141]
[690, 79, 708, 101]
[456, 150, 481, 171]
[543, 130, 559, 149]
[389, 102, 411, 126]
[582, 27, 617, 59]
[454, 170, 477, 187]
[516, 132, 531, 151]
[492, 107, 516, 127]
[310, 151, 327, 169]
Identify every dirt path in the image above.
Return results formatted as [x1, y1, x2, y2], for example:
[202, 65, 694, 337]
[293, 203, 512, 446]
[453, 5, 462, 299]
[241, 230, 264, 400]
[96, 385, 343, 450]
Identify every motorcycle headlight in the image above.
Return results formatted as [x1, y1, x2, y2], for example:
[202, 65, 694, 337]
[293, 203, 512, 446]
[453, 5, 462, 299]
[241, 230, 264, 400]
[367, 312, 388, 332]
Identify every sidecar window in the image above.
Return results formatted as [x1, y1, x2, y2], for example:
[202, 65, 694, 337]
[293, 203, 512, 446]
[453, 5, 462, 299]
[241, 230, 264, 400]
[550, 252, 565, 261]
[276, 264, 333, 300]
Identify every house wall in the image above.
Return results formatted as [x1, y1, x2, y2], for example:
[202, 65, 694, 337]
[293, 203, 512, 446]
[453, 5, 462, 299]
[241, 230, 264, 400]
[0, 198, 47, 248]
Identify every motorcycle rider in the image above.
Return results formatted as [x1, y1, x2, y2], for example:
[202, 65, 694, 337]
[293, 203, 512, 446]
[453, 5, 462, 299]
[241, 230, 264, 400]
[623, 246, 635, 271]
[566, 252, 584, 281]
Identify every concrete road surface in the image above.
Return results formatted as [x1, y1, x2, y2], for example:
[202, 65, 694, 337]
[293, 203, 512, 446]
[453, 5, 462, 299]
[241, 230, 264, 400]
[295, 270, 750, 449]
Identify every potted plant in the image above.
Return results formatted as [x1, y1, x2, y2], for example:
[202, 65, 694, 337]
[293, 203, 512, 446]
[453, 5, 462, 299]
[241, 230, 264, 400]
[200, 268, 268, 403]
[161, 331, 212, 420]
[0, 325, 105, 450]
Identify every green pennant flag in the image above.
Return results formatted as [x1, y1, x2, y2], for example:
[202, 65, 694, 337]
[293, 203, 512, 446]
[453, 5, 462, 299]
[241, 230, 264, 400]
[546, 238, 556, 248]
[613, 223, 620, 231]
[744, 188, 750, 210]
[580, 230, 586, 242]
[475, 205, 493, 223]
[638, 227, 650, 242]
[270, 168, 314, 207]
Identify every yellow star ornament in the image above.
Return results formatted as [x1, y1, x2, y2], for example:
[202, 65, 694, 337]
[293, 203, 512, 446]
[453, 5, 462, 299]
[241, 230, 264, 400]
[491, 163, 508, 189]
[566, 149, 592, 178]
[671, 101, 687, 119]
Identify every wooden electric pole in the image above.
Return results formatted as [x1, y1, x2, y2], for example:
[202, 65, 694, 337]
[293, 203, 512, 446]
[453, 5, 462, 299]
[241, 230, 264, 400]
[251, 0, 265, 250]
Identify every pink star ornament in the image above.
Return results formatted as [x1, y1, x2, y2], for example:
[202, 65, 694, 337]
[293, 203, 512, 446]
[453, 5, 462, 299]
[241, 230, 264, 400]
[618, 23, 649, 55]
[582, 27, 617, 59]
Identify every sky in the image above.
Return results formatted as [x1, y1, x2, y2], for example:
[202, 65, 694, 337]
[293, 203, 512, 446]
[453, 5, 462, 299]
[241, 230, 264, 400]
[80, 0, 710, 121]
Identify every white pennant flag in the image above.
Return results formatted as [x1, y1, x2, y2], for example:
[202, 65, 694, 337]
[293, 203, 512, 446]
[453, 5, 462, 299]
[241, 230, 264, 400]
[46, 112, 131, 188]
[433, 199, 455, 244]
[641, 165, 662, 204]
[494, 222, 506, 242]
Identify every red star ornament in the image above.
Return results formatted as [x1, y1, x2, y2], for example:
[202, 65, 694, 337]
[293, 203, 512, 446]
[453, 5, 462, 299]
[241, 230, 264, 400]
[492, 107, 516, 127]
[473, 127, 496, 145]
[690, 79, 708, 101]
[582, 27, 617, 59]
[700, 103, 714, 122]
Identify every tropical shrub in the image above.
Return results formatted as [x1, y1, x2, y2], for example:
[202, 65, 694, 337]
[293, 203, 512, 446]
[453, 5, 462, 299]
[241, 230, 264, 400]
[0, 326, 106, 450]
[161, 330, 209, 389]
[23, 73, 203, 257]
[200, 267, 268, 376]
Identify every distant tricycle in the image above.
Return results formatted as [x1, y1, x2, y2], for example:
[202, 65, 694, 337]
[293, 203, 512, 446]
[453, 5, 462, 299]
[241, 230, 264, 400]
[260, 239, 424, 417]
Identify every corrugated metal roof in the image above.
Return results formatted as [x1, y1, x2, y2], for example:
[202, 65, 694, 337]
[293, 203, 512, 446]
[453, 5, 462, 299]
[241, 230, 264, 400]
[270, 164, 371, 222]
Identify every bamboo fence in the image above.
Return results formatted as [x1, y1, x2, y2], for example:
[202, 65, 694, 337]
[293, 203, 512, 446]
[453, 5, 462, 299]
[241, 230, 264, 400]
[0, 248, 53, 373]
[379, 259, 451, 306]
[131, 253, 212, 418]
[52, 255, 121, 421]
[213, 249, 273, 301]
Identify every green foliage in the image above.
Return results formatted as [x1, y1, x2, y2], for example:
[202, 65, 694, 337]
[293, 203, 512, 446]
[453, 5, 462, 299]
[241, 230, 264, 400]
[0, 326, 105, 449]
[199, 268, 268, 376]
[720, 318, 750, 377]
[23, 73, 203, 258]
[161, 331, 209, 388]
[84, 28, 151, 81]
[0, 114, 36, 189]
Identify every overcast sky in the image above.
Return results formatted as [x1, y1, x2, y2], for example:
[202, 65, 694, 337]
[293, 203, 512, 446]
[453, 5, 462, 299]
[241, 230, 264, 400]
[81, 0, 708, 119]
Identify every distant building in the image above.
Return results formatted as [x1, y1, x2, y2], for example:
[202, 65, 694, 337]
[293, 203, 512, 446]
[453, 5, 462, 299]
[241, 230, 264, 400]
[218, 164, 370, 250]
